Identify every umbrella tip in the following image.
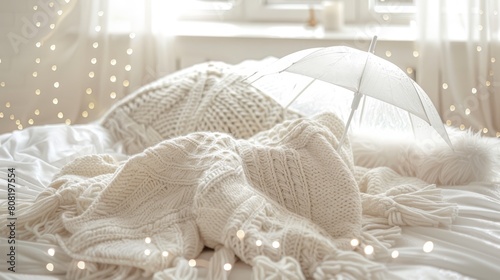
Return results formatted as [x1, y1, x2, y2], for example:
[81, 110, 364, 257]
[368, 36, 378, 54]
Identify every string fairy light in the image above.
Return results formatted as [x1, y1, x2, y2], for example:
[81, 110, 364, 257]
[77, 261, 86, 270]
[423, 241, 434, 253]
[46, 263, 54, 272]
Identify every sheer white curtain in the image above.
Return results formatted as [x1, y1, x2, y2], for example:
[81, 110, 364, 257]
[416, 0, 500, 137]
[0, 0, 176, 134]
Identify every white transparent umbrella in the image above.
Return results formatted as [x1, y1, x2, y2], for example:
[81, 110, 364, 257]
[246, 37, 452, 149]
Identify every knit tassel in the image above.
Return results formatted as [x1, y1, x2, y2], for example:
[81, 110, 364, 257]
[313, 251, 388, 280]
[66, 260, 146, 280]
[357, 224, 401, 260]
[5, 187, 68, 242]
[207, 246, 236, 280]
[153, 257, 198, 280]
[361, 185, 458, 227]
[253, 255, 305, 280]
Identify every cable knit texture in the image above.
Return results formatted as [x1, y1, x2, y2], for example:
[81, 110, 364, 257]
[101, 61, 301, 154]
[1, 62, 459, 279]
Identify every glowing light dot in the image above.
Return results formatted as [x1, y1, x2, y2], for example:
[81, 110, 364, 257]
[256, 240, 262, 246]
[28, 119, 34, 125]
[65, 119, 71, 125]
[223, 263, 232, 271]
[350, 238, 360, 247]
[391, 250, 399, 259]
[382, 14, 390, 21]
[486, 81, 491, 86]
[236, 230, 245, 240]
[48, 248, 55, 256]
[385, 51, 392, 57]
[98, 11, 104, 16]
[472, 88, 477, 94]
[52, 65, 57, 71]
[95, 26, 101, 32]
[15, 120, 20, 125]
[129, 33, 136, 39]
[144, 249, 151, 256]
[17, 124, 23, 130]
[110, 75, 117, 82]
[50, 44, 56, 51]
[54, 82, 60, 88]
[77, 261, 85, 270]
[57, 10, 63, 15]
[57, 112, 64, 118]
[0, 82, 5, 87]
[93, 42, 99, 48]
[89, 71, 95, 78]
[413, 50, 419, 57]
[127, 48, 133, 55]
[123, 80, 130, 87]
[10, 114, 14, 120]
[36, 22, 41, 27]
[36, 42, 42, 48]
[5, 102, 10, 108]
[33, 71, 38, 77]
[364, 245, 374, 255]
[0, 113, 3, 118]
[483, 128, 488, 133]
[491, 57, 496, 63]
[91, 58, 97, 64]
[89, 102, 95, 109]
[145, 237, 151, 244]
[423, 241, 434, 253]
[82, 111, 88, 118]
[449, 105, 455, 111]
[36, 58, 41, 63]
[477, 46, 482, 52]
[50, 23, 55, 29]
[188, 259, 196, 267]
[406, 67, 413, 74]
[33, 5, 38, 10]
[110, 59, 117, 65]
[460, 124, 465, 130]
[86, 88, 92, 94]
[125, 65, 132, 71]
[35, 109, 40, 115]
[46, 263, 54, 271]
[110, 92, 117, 99]
[272, 241, 280, 249]
[53, 98, 59, 104]
[162, 251, 169, 257]
[446, 120, 452, 126]
[465, 108, 471, 115]
[49, 2, 54, 8]
[442, 83, 448, 89]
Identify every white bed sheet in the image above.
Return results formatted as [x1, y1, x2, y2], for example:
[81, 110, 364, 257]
[0, 124, 499, 279]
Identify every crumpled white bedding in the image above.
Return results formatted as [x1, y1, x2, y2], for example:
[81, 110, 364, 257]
[1, 123, 499, 279]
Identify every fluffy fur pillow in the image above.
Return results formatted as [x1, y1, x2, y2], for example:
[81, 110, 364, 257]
[351, 127, 500, 186]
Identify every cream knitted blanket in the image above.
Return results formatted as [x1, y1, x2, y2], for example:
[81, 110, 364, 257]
[2, 62, 459, 279]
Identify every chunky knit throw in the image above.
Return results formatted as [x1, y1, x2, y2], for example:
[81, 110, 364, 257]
[101, 62, 301, 154]
[2, 62, 459, 279]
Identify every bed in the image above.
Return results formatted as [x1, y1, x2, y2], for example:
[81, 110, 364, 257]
[0, 60, 499, 280]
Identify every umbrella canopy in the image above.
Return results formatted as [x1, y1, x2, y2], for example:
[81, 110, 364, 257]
[246, 37, 452, 149]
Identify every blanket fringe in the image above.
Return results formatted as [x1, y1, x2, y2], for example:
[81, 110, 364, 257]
[66, 260, 146, 280]
[207, 246, 236, 280]
[313, 251, 388, 280]
[362, 185, 458, 228]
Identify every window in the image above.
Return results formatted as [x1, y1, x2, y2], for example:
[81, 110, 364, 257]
[372, 0, 415, 13]
[108, 0, 414, 28]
